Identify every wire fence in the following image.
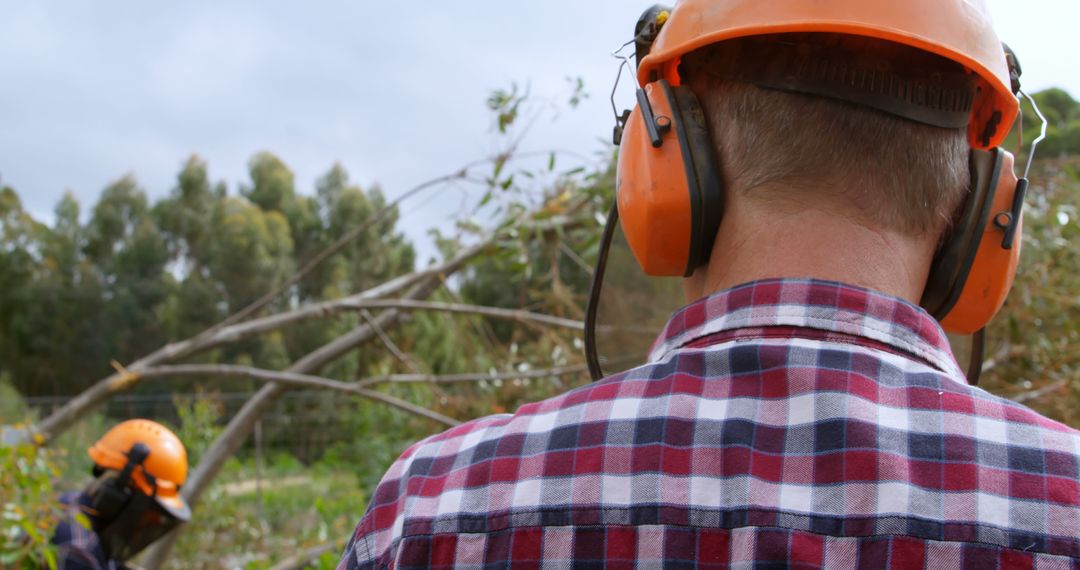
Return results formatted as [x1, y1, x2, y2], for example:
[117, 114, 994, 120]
[24, 391, 374, 464]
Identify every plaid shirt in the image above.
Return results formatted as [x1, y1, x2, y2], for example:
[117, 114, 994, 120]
[339, 279, 1080, 569]
[52, 492, 119, 570]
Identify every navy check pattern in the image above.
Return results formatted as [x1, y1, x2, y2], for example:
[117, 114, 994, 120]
[52, 492, 116, 570]
[339, 279, 1080, 569]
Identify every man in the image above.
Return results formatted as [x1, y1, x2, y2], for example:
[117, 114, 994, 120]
[52, 419, 191, 570]
[339, 1, 1080, 567]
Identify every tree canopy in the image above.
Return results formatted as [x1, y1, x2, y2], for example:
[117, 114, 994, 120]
[0, 153, 415, 400]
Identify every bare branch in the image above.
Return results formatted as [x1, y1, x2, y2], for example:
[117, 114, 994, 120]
[1011, 379, 1068, 404]
[203, 148, 597, 335]
[95, 207, 590, 569]
[182, 280, 446, 506]
[140, 292, 431, 570]
[201, 244, 487, 348]
[34, 210, 590, 446]
[30, 243, 485, 444]
[142, 261, 477, 568]
[361, 309, 422, 374]
[343, 299, 584, 330]
[980, 342, 1021, 375]
[133, 365, 460, 427]
[354, 363, 589, 388]
[173, 214, 586, 508]
[127, 362, 590, 418]
[559, 241, 594, 276]
[31, 184, 589, 448]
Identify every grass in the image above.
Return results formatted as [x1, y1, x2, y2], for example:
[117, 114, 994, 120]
[165, 455, 370, 569]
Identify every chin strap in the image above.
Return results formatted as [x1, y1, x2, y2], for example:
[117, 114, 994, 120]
[967, 328, 986, 386]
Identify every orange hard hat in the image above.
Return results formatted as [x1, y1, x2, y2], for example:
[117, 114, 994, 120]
[88, 419, 190, 520]
[635, 0, 1019, 149]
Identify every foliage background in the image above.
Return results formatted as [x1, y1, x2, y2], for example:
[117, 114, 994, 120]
[0, 86, 1078, 568]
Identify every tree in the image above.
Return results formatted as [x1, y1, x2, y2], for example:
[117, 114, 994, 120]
[155, 155, 218, 268]
[204, 196, 294, 313]
[0, 187, 46, 394]
[85, 176, 175, 370]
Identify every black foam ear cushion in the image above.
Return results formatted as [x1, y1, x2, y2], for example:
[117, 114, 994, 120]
[657, 81, 725, 274]
[921, 148, 1003, 318]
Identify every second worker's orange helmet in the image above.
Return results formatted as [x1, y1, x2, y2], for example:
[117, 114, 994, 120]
[88, 419, 191, 521]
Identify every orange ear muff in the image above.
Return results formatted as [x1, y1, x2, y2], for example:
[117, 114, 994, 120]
[616, 79, 724, 276]
[921, 148, 1022, 334]
[615, 67, 1023, 333]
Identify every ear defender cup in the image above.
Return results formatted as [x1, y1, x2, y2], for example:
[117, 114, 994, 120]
[921, 148, 1022, 334]
[616, 79, 724, 276]
[615, 71, 1022, 331]
[92, 476, 134, 521]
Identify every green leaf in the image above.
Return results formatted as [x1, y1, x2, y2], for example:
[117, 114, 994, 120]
[44, 548, 58, 570]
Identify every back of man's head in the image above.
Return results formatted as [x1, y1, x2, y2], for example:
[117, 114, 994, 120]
[681, 33, 973, 238]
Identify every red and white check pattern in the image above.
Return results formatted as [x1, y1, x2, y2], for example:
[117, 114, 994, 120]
[339, 279, 1080, 569]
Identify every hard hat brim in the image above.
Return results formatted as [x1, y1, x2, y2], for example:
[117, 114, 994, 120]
[156, 493, 192, 522]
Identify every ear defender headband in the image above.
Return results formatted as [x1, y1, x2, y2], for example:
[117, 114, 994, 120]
[587, 6, 1047, 383]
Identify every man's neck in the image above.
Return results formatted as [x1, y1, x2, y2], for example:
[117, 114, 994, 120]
[684, 196, 938, 304]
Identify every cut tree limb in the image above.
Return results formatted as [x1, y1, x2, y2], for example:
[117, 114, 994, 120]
[1011, 379, 1069, 404]
[201, 149, 592, 340]
[32, 213, 585, 445]
[29, 243, 486, 445]
[140, 293, 427, 570]
[354, 363, 589, 388]
[103, 211, 589, 569]
[132, 365, 462, 427]
[344, 299, 585, 330]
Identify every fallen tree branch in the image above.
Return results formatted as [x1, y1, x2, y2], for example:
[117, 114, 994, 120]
[184, 283, 443, 504]
[1010, 379, 1069, 404]
[131, 365, 462, 427]
[354, 363, 589, 388]
[342, 299, 584, 330]
[980, 342, 1023, 375]
[125, 362, 589, 415]
[30, 243, 485, 444]
[201, 148, 596, 339]
[361, 309, 423, 373]
[176, 214, 586, 497]
[126, 209, 591, 569]
[33, 212, 588, 446]
[141, 290, 435, 570]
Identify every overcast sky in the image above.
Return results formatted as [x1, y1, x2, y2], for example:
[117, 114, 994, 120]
[1, 1, 1076, 260]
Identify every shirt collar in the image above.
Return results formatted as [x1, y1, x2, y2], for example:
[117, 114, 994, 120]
[648, 278, 965, 380]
